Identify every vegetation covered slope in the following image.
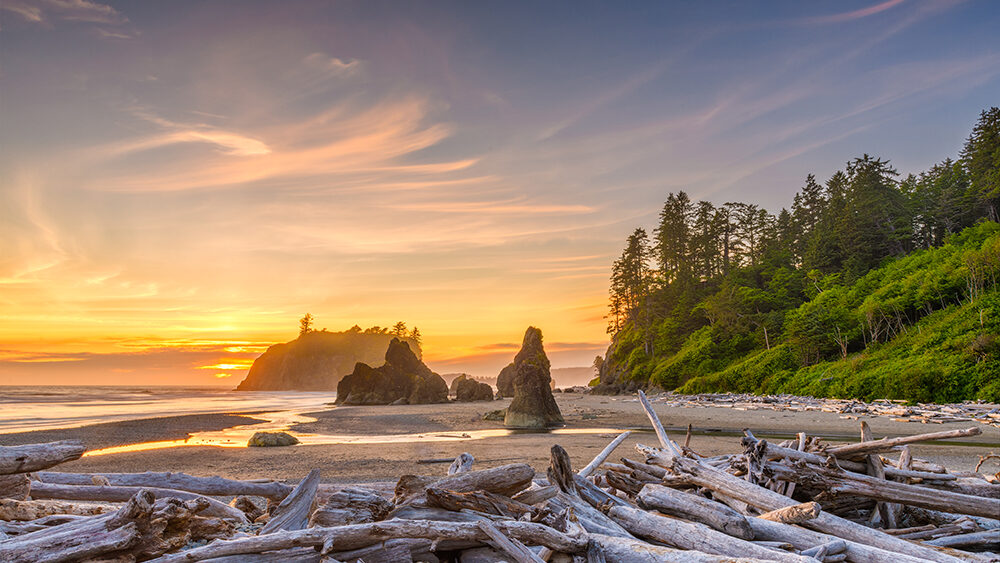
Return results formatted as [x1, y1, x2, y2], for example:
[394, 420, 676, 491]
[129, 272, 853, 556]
[597, 108, 1000, 402]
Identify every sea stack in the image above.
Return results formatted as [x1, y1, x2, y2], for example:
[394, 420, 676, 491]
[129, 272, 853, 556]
[504, 327, 564, 428]
[335, 338, 448, 405]
[452, 375, 495, 402]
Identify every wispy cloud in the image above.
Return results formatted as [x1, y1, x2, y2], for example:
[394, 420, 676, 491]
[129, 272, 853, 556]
[2, 0, 126, 25]
[799, 0, 907, 25]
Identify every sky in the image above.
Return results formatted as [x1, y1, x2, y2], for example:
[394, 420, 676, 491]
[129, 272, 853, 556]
[1, 0, 998, 386]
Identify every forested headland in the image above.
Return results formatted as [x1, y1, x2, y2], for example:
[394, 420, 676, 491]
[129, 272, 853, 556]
[597, 108, 1000, 403]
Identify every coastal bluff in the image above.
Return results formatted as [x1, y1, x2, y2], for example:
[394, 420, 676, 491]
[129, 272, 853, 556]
[236, 330, 421, 391]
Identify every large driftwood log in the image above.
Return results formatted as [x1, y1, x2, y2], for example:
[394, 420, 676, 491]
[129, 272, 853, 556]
[0, 474, 30, 500]
[588, 534, 774, 563]
[606, 504, 814, 562]
[476, 520, 546, 563]
[743, 435, 954, 480]
[578, 431, 632, 478]
[26, 481, 248, 522]
[860, 421, 898, 528]
[925, 529, 1000, 549]
[824, 427, 982, 460]
[511, 485, 559, 505]
[426, 487, 536, 518]
[637, 390, 684, 457]
[146, 520, 588, 562]
[309, 487, 392, 527]
[637, 483, 753, 540]
[546, 492, 633, 538]
[763, 461, 1000, 519]
[260, 469, 320, 534]
[0, 498, 111, 520]
[394, 463, 535, 505]
[547, 444, 576, 495]
[747, 514, 935, 563]
[0, 441, 86, 475]
[638, 444, 966, 563]
[35, 471, 292, 500]
[0, 490, 215, 563]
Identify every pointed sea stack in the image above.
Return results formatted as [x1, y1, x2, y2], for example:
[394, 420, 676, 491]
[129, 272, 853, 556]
[335, 338, 448, 405]
[503, 327, 564, 428]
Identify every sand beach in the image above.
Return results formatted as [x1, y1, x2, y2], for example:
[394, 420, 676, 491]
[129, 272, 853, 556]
[3, 394, 996, 484]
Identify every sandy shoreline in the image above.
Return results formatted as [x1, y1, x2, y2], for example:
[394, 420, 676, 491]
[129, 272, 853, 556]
[2, 394, 997, 482]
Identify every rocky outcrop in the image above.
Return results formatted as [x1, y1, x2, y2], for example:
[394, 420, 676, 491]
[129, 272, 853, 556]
[503, 327, 564, 428]
[495, 363, 516, 398]
[335, 339, 448, 405]
[453, 375, 494, 402]
[247, 432, 299, 447]
[237, 330, 421, 391]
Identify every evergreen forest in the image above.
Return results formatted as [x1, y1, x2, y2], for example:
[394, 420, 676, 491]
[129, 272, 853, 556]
[600, 108, 1000, 403]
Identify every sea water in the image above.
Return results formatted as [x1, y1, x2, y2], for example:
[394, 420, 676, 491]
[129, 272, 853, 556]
[0, 386, 334, 433]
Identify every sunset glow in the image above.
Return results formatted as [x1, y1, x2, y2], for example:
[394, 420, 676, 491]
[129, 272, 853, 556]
[2, 1, 998, 386]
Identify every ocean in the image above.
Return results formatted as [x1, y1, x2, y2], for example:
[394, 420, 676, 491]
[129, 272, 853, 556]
[0, 386, 335, 434]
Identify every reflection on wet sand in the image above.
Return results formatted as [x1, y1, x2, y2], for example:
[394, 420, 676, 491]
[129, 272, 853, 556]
[83, 408, 623, 456]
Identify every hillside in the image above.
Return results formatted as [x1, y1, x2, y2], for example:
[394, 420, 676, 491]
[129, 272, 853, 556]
[676, 224, 1000, 402]
[597, 108, 1000, 403]
[236, 327, 421, 391]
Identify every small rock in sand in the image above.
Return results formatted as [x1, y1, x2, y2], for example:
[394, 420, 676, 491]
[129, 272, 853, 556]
[247, 431, 299, 447]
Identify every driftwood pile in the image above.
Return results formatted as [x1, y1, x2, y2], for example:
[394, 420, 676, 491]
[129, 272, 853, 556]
[646, 393, 1000, 428]
[1, 391, 998, 562]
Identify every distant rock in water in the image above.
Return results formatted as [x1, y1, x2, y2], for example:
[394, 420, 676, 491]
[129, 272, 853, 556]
[236, 330, 421, 391]
[504, 327, 564, 428]
[453, 375, 495, 402]
[248, 431, 299, 447]
[335, 338, 448, 405]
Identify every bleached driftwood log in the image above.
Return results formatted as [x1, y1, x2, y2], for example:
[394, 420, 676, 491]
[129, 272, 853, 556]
[393, 463, 535, 505]
[426, 487, 536, 518]
[757, 502, 821, 525]
[260, 469, 320, 534]
[26, 481, 247, 521]
[449, 452, 475, 475]
[762, 461, 1000, 519]
[0, 474, 30, 500]
[638, 444, 967, 563]
[860, 421, 898, 528]
[0, 489, 213, 563]
[742, 435, 955, 480]
[476, 519, 545, 563]
[35, 471, 293, 500]
[748, 514, 934, 563]
[606, 504, 814, 562]
[588, 534, 775, 563]
[637, 483, 753, 539]
[546, 492, 633, 538]
[824, 427, 982, 460]
[925, 529, 1000, 549]
[309, 487, 392, 527]
[146, 520, 588, 563]
[0, 441, 85, 475]
[0, 498, 111, 520]
[578, 431, 632, 478]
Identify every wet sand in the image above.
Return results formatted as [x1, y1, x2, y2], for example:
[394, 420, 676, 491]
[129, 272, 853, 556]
[3, 394, 997, 483]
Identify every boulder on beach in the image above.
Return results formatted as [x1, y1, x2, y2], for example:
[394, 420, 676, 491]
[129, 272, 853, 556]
[335, 338, 448, 405]
[503, 327, 564, 428]
[495, 363, 516, 398]
[453, 375, 495, 402]
[247, 431, 299, 447]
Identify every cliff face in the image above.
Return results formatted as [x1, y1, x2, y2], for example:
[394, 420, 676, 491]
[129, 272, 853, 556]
[236, 331, 421, 391]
